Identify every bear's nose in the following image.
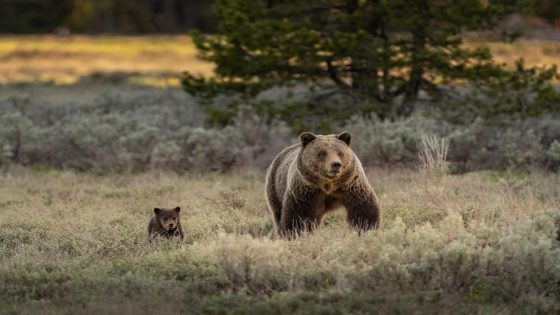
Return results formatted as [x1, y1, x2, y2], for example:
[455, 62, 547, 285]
[331, 161, 342, 171]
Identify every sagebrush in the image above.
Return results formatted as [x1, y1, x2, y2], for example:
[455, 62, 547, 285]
[1, 84, 560, 173]
[0, 167, 559, 313]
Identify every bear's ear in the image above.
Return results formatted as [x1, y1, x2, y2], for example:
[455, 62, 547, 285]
[174, 207, 180, 213]
[300, 132, 316, 147]
[337, 131, 352, 145]
[154, 208, 162, 215]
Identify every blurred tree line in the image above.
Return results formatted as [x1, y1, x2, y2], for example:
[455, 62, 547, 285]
[0, 0, 216, 34]
[535, 0, 560, 27]
[0, 0, 558, 34]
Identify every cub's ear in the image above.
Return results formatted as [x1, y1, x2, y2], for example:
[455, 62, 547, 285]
[174, 207, 181, 213]
[300, 132, 316, 147]
[154, 208, 162, 214]
[337, 131, 351, 146]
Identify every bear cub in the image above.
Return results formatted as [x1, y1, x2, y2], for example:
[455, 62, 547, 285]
[148, 207, 184, 241]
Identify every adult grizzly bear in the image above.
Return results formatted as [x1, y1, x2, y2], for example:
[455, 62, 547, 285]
[266, 131, 381, 238]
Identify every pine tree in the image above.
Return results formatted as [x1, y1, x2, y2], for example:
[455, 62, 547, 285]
[184, 0, 548, 121]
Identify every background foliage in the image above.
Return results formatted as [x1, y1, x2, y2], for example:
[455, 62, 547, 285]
[1, 0, 559, 34]
[0, 0, 216, 34]
[1, 83, 559, 173]
[184, 0, 560, 124]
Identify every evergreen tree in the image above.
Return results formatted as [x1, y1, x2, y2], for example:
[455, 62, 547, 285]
[184, 0, 555, 120]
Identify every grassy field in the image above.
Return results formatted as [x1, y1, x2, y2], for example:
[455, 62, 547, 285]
[0, 35, 559, 86]
[478, 40, 560, 69]
[1, 35, 559, 314]
[0, 35, 213, 85]
[1, 166, 559, 314]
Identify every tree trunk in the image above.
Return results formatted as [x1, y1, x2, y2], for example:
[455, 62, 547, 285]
[162, 0, 179, 32]
[351, 57, 379, 99]
[401, 29, 426, 117]
[349, 0, 381, 111]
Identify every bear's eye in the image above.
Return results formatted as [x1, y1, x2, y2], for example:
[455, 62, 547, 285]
[338, 151, 344, 158]
[317, 151, 326, 159]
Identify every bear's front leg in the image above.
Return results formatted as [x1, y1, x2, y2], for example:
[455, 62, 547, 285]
[279, 192, 319, 239]
[342, 185, 381, 232]
[178, 225, 184, 240]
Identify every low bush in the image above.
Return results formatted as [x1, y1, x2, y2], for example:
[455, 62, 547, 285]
[0, 90, 292, 173]
[1, 169, 559, 313]
[342, 114, 560, 173]
[0, 85, 559, 173]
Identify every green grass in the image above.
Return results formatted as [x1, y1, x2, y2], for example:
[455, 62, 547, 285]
[0, 167, 559, 314]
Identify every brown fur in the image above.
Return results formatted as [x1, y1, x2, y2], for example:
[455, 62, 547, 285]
[265, 132, 381, 238]
[148, 207, 184, 241]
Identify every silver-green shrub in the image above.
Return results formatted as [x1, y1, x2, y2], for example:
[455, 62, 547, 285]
[0, 89, 558, 172]
[341, 113, 559, 172]
[0, 90, 293, 172]
[341, 115, 445, 166]
[547, 140, 560, 168]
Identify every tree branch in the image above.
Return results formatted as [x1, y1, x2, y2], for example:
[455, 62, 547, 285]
[326, 60, 350, 89]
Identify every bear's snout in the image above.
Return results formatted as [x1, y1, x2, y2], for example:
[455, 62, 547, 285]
[330, 161, 342, 171]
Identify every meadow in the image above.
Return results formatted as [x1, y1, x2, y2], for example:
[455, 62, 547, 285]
[1, 165, 559, 314]
[0, 36, 558, 86]
[0, 36, 560, 314]
[0, 36, 213, 85]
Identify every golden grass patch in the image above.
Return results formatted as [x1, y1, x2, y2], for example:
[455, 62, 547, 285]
[0, 36, 559, 86]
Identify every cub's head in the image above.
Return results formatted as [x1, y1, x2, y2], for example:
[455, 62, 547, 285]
[299, 131, 354, 181]
[154, 207, 181, 231]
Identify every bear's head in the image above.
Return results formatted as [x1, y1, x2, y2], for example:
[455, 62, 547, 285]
[298, 132, 355, 181]
[154, 207, 180, 231]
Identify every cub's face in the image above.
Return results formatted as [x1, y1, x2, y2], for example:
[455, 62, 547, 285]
[300, 132, 354, 180]
[154, 207, 180, 231]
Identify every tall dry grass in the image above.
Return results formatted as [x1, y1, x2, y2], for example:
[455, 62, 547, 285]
[418, 133, 450, 182]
